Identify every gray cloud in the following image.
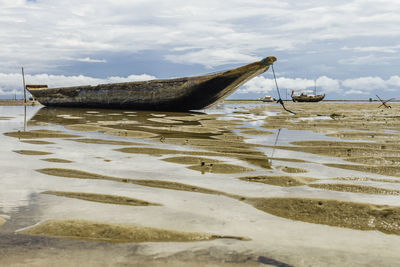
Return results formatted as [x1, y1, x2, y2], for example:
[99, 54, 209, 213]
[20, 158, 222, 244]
[0, 0, 399, 99]
[1, 0, 399, 70]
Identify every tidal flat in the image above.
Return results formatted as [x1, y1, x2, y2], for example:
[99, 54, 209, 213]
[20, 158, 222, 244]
[1, 102, 400, 266]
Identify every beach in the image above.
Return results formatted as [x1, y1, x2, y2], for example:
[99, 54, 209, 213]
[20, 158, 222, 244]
[1, 101, 400, 266]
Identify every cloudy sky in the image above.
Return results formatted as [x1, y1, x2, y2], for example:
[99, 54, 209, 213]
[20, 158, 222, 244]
[1, 0, 399, 100]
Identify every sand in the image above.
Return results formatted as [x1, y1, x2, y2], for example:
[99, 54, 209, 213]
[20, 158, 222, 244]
[335, 177, 400, 184]
[248, 197, 400, 235]
[188, 163, 255, 174]
[4, 102, 400, 266]
[20, 140, 55, 145]
[41, 158, 73, 163]
[240, 129, 274, 135]
[66, 138, 142, 146]
[280, 166, 308, 173]
[36, 168, 241, 199]
[240, 176, 317, 187]
[325, 163, 400, 177]
[13, 150, 53, 156]
[43, 191, 161, 206]
[162, 156, 223, 165]
[309, 183, 400, 195]
[19, 219, 218, 243]
[4, 129, 80, 139]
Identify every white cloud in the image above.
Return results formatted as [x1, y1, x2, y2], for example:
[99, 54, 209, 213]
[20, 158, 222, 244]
[387, 76, 400, 87]
[342, 45, 400, 53]
[238, 76, 342, 95]
[344, 89, 369, 95]
[342, 77, 387, 91]
[338, 54, 392, 65]
[1, 0, 400, 71]
[165, 49, 258, 68]
[75, 57, 107, 63]
[239, 74, 400, 97]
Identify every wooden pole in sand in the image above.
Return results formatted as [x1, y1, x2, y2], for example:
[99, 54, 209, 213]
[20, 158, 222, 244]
[22, 67, 26, 103]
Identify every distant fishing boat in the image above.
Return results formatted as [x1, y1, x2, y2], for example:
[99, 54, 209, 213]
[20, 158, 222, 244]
[291, 91, 325, 102]
[259, 96, 276, 102]
[291, 80, 325, 102]
[26, 57, 277, 111]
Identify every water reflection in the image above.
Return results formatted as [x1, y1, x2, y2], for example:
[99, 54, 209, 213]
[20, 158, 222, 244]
[2, 103, 400, 266]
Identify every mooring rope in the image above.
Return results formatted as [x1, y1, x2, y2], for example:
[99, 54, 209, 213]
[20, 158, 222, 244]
[270, 128, 281, 159]
[271, 64, 296, 115]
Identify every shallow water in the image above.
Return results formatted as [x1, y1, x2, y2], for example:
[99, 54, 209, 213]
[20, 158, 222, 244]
[1, 102, 400, 266]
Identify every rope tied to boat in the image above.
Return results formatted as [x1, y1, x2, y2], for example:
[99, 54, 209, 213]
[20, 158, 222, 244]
[271, 64, 296, 115]
[261, 57, 273, 66]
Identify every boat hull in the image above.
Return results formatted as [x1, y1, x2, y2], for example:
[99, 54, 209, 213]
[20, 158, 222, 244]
[27, 57, 276, 111]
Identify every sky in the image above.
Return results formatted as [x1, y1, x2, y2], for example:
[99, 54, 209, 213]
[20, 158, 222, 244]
[0, 0, 399, 100]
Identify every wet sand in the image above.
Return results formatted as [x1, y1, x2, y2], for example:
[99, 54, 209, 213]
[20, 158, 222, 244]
[249, 197, 400, 235]
[19, 219, 220, 243]
[2, 102, 400, 266]
[42, 191, 161, 206]
[41, 158, 74, 163]
[240, 175, 317, 187]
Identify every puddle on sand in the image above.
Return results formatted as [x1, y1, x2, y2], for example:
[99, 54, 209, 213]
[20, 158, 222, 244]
[13, 150, 53, 156]
[240, 176, 317, 187]
[309, 183, 400, 195]
[3, 104, 400, 266]
[247, 198, 400, 235]
[19, 219, 237, 243]
[40, 158, 73, 163]
[34, 166, 400, 238]
[42, 191, 161, 206]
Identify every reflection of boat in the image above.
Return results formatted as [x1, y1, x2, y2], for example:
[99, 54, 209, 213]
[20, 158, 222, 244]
[26, 57, 277, 111]
[259, 96, 276, 102]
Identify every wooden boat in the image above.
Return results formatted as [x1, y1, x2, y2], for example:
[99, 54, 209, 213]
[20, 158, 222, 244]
[26, 56, 276, 111]
[291, 81, 325, 102]
[291, 91, 325, 102]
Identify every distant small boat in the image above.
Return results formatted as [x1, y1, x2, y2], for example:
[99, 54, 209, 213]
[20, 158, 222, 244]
[291, 81, 325, 102]
[259, 96, 276, 102]
[26, 57, 277, 111]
